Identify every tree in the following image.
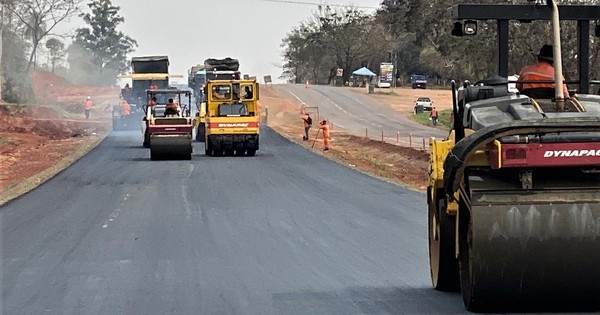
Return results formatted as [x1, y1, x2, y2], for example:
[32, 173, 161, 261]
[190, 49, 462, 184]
[45, 37, 64, 72]
[73, 0, 137, 85]
[7, 0, 82, 71]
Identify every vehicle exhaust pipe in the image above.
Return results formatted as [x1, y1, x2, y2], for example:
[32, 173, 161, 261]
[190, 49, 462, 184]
[549, 0, 565, 111]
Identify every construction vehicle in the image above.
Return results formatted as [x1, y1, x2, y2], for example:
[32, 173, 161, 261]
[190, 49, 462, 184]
[202, 77, 260, 156]
[113, 56, 170, 131]
[141, 89, 193, 160]
[192, 58, 242, 143]
[428, 1, 600, 312]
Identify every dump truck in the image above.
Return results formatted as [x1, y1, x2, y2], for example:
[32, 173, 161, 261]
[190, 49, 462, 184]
[193, 58, 242, 143]
[428, 1, 600, 312]
[114, 56, 170, 131]
[141, 89, 193, 160]
[188, 64, 206, 101]
[202, 78, 260, 156]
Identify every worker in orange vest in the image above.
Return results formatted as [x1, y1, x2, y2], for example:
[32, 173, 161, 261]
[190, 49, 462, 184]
[430, 107, 439, 126]
[516, 44, 569, 97]
[148, 96, 157, 107]
[319, 120, 330, 151]
[164, 98, 179, 116]
[121, 100, 131, 117]
[84, 96, 92, 119]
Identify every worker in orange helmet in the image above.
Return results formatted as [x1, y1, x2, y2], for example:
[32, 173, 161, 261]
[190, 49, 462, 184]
[83, 96, 92, 119]
[319, 120, 330, 151]
[120, 100, 131, 117]
[149, 84, 158, 91]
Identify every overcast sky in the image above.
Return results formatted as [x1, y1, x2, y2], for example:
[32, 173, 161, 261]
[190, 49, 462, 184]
[58, 0, 383, 84]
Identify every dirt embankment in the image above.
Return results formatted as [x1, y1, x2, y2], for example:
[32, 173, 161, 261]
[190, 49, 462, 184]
[0, 72, 118, 203]
[260, 85, 430, 190]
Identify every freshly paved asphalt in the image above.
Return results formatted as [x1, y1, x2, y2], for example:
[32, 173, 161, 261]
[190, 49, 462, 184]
[0, 126, 467, 314]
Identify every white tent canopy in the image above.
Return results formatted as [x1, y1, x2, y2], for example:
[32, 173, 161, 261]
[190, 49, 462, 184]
[352, 67, 376, 76]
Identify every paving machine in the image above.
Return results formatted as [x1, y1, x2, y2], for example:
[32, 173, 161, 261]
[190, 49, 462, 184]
[202, 78, 260, 156]
[141, 89, 193, 160]
[114, 56, 170, 131]
[193, 58, 242, 143]
[428, 1, 600, 312]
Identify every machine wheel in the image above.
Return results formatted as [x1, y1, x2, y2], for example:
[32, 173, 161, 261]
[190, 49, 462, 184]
[235, 149, 245, 156]
[458, 199, 480, 312]
[196, 123, 206, 142]
[246, 149, 256, 156]
[150, 150, 160, 161]
[428, 188, 460, 292]
[205, 142, 213, 156]
[143, 131, 150, 148]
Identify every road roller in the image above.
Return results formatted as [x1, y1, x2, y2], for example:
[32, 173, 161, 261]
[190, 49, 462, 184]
[141, 89, 193, 160]
[428, 1, 600, 311]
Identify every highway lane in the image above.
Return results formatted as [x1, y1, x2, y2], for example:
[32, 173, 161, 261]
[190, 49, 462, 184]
[1, 128, 465, 314]
[276, 84, 447, 141]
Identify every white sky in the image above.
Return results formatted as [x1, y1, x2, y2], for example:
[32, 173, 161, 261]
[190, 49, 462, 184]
[57, 0, 383, 83]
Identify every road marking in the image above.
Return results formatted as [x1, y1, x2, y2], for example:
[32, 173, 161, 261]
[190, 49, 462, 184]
[288, 90, 303, 103]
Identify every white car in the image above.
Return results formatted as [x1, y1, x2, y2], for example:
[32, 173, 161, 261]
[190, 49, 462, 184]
[377, 81, 391, 88]
[414, 97, 433, 112]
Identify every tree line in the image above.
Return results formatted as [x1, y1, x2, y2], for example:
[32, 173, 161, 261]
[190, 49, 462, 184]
[0, 0, 136, 102]
[280, 0, 600, 88]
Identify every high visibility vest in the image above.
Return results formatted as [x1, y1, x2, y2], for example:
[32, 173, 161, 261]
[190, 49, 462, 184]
[320, 124, 330, 138]
[517, 61, 569, 97]
[121, 101, 131, 116]
[166, 102, 179, 110]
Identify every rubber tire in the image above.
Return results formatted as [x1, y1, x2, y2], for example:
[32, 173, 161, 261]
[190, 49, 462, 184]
[246, 149, 256, 156]
[458, 198, 480, 312]
[143, 130, 150, 148]
[196, 123, 205, 142]
[235, 149, 245, 156]
[205, 142, 213, 156]
[428, 187, 460, 292]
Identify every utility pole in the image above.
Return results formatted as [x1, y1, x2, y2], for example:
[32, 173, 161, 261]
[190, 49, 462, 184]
[0, 2, 4, 99]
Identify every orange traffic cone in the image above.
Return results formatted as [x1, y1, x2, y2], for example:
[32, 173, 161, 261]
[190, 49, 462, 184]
[305, 80, 309, 88]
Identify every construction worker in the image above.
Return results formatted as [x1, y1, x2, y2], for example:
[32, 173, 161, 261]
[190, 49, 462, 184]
[516, 44, 569, 98]
[243, 86, 253, 99]
[121, 83, 132, 100]
[301, 112, 312, 141]
[430, 107, 439, 126]
[120, 100, 131, 117]
[149, 84, 158, 91]
[164, 98, 179, 116]
[84, 96, 92, 119]
[148, 96, 157, 107]
[319, 120, 330, 151]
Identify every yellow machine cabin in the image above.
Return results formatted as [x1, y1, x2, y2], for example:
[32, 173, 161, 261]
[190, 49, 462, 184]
[203, 80, 260, 156]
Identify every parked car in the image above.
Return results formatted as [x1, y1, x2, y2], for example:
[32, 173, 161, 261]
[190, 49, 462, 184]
[414, 97, 433, 113]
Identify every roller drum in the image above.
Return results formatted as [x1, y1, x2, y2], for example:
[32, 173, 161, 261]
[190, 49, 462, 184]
[462, 187, 600, 311]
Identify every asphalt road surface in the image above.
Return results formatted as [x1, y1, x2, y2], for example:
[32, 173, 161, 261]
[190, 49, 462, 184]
[1, 128, 466, 314]
[275, 84, 447, 142]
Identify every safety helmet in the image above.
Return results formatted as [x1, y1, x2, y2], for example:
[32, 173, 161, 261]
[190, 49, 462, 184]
[86, 96, 91, 100]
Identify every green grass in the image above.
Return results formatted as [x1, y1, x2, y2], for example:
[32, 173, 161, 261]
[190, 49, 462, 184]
[411, 109, 452, 130]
